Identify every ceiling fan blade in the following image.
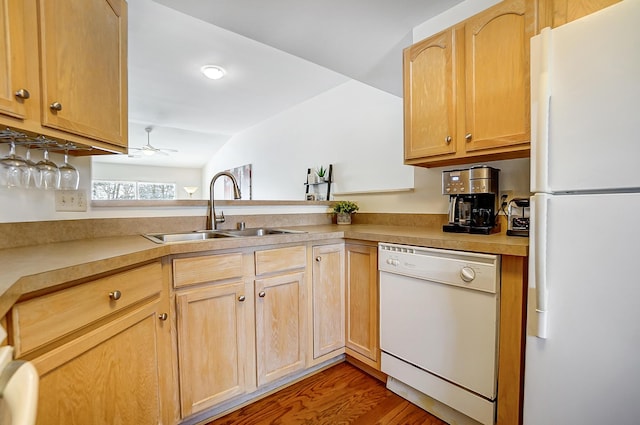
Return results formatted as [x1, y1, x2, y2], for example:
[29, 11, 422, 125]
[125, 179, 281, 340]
[129, 127, 179, 156]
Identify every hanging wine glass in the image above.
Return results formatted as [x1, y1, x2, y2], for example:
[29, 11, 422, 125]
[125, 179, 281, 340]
[58, 147, 79, 190]
[0, 141, 28, 188]
[21, 146, 41, 189]
[36, 148, 60, 190]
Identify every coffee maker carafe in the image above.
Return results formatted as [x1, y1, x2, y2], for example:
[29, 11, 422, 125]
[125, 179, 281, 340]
[442, 166, 500, 234]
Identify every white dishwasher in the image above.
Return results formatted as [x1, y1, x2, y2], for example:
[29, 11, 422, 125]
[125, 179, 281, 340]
[379, 243, 500, 425]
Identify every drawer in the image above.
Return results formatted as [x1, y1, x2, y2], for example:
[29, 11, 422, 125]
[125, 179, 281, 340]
[173, 253, 244, 288]
[255, 245, 306, 276]
[12, 262, 162, 356]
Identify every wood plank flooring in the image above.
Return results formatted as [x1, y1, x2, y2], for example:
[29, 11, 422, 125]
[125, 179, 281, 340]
[206, 362, 447, 425]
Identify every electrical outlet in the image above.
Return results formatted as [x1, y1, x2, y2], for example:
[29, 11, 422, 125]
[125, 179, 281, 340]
[55, 190, 87, 212]
[500, 190, 513, 202]
[498, 190, 513, 215]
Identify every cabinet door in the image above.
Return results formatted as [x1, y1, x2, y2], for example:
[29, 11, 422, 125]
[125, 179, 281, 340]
[312, 244, 345, 359]
[176, 281, 253, 417]
[38, 0, 127, 147]
[345, 244, 379, 368]
[0, 0, 28, 119]
[255, 272, 306, 386]
[542, 0, 620, 28]
[463, 0, 534, 153]
[34, 301, 167, 425]
[404, 28, 457, 159]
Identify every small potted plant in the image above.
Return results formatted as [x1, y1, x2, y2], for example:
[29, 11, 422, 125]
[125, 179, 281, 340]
[316, 165, 327, 182]
[333, 200, 359, 225]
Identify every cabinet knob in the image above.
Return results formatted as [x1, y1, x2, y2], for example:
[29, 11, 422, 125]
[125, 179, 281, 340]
[109, 290, 122, 301]
[238, 295, 246, 302]
[315, 256, 322, 262]
[158, 313, 168, 321]
[14, 89, 30, 100]
[445, 136, 452, 144]
[49, 101, 63, 112]
[465, 133, 472, 141]
[258, 291, 266, 298]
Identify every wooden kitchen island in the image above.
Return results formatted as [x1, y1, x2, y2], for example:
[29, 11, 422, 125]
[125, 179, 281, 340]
[0, 221, 528, 425]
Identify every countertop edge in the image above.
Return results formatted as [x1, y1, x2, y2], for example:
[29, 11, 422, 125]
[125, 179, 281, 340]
[0, 225, 528, 317]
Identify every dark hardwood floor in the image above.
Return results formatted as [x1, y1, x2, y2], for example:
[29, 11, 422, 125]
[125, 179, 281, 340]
[206, 362, 447, 425]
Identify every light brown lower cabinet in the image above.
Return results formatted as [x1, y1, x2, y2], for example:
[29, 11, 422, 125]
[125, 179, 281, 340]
[34, 301, 168, 425]
[311, 243, 345, 360]
[345, 242, 380, 369]
[255, 271, 307, 386]
[175, 280, 255, 417]
[8, 260, 174, 425]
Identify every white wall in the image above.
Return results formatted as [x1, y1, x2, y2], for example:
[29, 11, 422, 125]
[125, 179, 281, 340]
[345, 158, 530, 213]
[204, 80, 414, 201]
[92, 163, 203, 199]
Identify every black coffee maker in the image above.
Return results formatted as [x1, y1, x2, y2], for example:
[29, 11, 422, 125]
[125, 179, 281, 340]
[442, 166, 500, 235]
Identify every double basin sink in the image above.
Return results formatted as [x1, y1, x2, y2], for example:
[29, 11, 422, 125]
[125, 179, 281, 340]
[144, 227, 306, 244]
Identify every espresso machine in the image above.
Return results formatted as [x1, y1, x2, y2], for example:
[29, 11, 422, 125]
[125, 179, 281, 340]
[442, 166, 500, 234]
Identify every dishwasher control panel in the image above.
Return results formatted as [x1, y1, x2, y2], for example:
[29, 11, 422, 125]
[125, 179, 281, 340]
[378, 243, 500, 294]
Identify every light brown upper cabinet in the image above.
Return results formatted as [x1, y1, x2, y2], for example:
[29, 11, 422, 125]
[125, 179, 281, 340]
[0, 0, 28, 120]
[403, 28, 459, 160]
[404, 0, 534, 167]
[538, 0, 620, 29]
[0, 0, 128, 153]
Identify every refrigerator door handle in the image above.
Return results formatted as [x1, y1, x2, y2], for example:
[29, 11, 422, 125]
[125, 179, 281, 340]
[530, 194, 549, 338]
[531, 28, 552, 194]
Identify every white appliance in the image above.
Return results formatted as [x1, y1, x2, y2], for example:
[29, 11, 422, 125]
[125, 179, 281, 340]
[0, 326, 38, 425]
[378, 243, 500, 425]
[526, 1, 640, 424]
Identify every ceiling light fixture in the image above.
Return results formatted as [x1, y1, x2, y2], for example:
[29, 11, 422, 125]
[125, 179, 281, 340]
[201, 65, 226, 80]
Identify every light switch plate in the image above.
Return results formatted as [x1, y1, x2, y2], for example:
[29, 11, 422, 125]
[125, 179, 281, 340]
[55, 190, 88, 212]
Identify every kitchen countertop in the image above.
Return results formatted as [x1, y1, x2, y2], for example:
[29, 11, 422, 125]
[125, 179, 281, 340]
[0, 224, 528, 316]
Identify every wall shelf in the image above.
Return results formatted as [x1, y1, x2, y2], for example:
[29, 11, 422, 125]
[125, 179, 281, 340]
[305, 164, 333, 201]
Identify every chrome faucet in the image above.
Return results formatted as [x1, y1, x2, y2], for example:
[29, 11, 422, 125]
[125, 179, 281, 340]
[208, 171, 241, 230]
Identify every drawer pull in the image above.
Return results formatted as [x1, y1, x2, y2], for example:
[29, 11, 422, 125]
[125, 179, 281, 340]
[158, 313, 168, 321]
[258, 291, 266, 298]
[315, 256, 322, 262]
[238, 295, 246, 302]
[49, 101, 63, 112]
[465, 133, 472, 141]
[109, 290, 122, 301]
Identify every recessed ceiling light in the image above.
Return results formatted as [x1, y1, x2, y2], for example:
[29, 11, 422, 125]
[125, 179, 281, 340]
[201, 65, 226, 80]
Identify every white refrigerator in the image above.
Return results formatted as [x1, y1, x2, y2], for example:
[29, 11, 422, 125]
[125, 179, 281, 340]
[525, 1, 640, 424]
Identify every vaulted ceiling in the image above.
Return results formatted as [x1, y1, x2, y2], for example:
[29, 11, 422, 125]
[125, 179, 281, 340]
[94, 0, 462, 167]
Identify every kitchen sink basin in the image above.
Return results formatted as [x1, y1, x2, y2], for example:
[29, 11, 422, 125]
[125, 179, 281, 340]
[143, 231, 236, 244]
[144, 227, 306, 243]
[213, 227, 306, 237]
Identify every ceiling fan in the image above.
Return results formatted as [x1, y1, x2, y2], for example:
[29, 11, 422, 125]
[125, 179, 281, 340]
[129, 127, 178, 157]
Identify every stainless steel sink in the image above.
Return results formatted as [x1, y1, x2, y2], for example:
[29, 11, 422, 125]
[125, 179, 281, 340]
[214, 227, 306, 237]
[144, 227, 306, 243]
[143, 231, 236, 244]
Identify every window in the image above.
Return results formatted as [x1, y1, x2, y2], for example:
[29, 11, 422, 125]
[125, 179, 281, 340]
[92, 180, 176, 200]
